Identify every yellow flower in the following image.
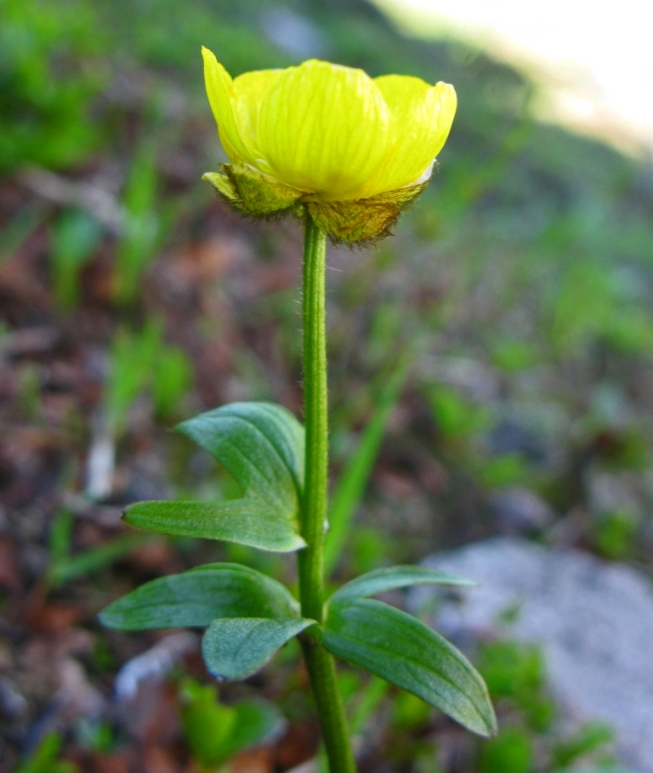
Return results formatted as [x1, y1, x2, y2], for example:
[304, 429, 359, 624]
[202, 48, 457, 243]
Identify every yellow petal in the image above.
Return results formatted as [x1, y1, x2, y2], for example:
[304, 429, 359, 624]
[364, 76, 457, 197]
[256, 60, 391, 200]
[202, 47, 257, 165]
[232, 70, 283, 164]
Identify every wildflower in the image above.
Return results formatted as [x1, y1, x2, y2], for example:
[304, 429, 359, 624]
[202, 48, 457, 242]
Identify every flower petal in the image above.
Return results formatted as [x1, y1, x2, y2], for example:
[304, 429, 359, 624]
[202, 47, 257, 165]
[232, 70, 283, 165]
[364, 76, 457, 197]
[256, 60, 391, 200]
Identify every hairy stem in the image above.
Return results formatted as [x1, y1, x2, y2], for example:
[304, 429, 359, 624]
[297, 214, 356, 773]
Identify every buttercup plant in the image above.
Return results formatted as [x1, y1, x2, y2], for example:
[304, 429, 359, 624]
[101, 51, 496, 772]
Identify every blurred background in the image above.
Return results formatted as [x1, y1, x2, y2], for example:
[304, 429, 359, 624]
[2, 0, 653, 771]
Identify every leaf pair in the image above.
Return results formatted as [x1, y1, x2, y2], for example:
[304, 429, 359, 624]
[124, 402, 306, 552]
[101, 562, 314, 680]
[322, 567, 497, 738]
[102, 562, 497, 737]
[104, 401, 496, 737]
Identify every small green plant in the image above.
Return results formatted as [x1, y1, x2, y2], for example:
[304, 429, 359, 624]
[180, 678, 283, 771]
[477, 639, 617, 772]
[47, 509, 148, 587]
[592, 508, 639, 561]
[50, 209, 102, 310]
[324, 356, 410, 576]
[101, 54, 495, 773]
[86, 318, 192, 499]
[104, 318, 192, 436]
[552, 722, 615, 769]
[15, 731, 77, 773]
[478, 640, 555, 733]
[0, 0, 105, 172]
[113, 139, 163, 305]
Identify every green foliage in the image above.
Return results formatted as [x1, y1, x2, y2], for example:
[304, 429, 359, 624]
[330, 564, 476, 602]
[325, 357, 410, 576]
[348, 676, 388, 735]
[479, 727, 533, 773]
[391, 691, 432, 730]
[47, 509, 148, 587]
[552, 722, 614, 768]
[103, 399, 494, 739]
[100, 562, 301, 630]
[491, 338, 538, 372]
[75, 718, 114, 753]
[478, 640, 555, 732]
[104, 319, 192, 435]
[551, 261, 653, 358]
[180, 678, 283, 769]
[480, 453, 530, 489]
[592, 508, 639, 560]
[114, 139, 163, 305]
[0, 0, 105, 171]
[102, 560, 313, 682]
[124, 402, 306, 552]
[426, 385, 491, 439]
[153, 346, 194, 419]
[15, 732, 77, 773]
[322, 596, 497, 737]
[49, 209, 102, 310]
[202, 616, 314, 680]
[346, 527, 390, 576]
[554, 768, 636, 773]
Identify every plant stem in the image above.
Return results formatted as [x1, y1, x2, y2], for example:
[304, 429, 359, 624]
[298, 213, 357, 773]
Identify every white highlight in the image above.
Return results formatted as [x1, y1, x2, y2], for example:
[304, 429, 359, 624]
[374, 0, 653, 155]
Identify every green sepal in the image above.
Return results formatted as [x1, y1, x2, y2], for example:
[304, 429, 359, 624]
[123, 402, 306, 552]
[204, 164, 428, 245]
[99, 562, 299, 630]
[202, 617, 315, 680]
[204, 162, 303, 216]
[322, 597, 497, 738]
[306, 184, 426, 244]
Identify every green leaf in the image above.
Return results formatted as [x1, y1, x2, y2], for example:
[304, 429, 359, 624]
[324, 358, 409, 576]
[15, 731, 77, 773]
[180, 402, 304, 493]
[49, 532, 148, 587]
[124, 402, 306, 552]
[180, 679, 283, 766]
[331, 565, 476, 603]
[218, 700, 283, 761]
[99, 562, 299, 630]
[202, 617, 314, 680]
[322, 598, 497, 738]
[124, 500, 305, 553]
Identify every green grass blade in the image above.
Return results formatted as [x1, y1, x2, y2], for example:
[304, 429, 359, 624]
[324, 358, 410, 576]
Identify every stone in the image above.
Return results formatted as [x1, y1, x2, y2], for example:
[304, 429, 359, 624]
[413, 537, 653, 772]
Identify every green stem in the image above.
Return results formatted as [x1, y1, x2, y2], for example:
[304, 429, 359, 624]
[298, 214, 357, 773]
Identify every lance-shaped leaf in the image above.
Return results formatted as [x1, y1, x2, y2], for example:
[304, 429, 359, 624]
[322, 598, 497, 737]
[124, 402, 306, 552]
[100, 562, 300, 630]
[202, 617, 315, 680]
[331, 565, 476, 603]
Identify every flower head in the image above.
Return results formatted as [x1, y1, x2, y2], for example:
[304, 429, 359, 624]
[202, 48, 457, 242]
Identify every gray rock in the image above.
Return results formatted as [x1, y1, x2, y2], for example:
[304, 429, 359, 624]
[488, 486, 554, 534]
[414, 537, 653, 772]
